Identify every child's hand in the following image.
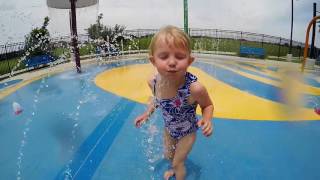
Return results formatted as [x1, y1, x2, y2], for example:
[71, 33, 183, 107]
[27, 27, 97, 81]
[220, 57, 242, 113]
[134, 113, 149, 128]
[197, 119, 213, 137]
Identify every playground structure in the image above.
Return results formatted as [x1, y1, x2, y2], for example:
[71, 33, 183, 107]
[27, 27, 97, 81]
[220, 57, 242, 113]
[301, 15, 320, 72]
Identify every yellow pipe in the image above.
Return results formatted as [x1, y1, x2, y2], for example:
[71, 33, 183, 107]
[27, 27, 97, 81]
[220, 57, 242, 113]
[301, 16, 320, 72]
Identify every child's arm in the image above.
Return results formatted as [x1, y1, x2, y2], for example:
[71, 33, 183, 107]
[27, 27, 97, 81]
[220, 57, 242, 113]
[134, 78, 156, 128]
[134, 98, 155, 127]
[190, 81, 214, 137]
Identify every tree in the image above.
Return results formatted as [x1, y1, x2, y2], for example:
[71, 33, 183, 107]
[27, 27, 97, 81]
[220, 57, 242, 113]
[87, 13, 127, 47]
[104, 24, 126, 45]
[24, 16, 51, 57]
[87, 13, 104, 40]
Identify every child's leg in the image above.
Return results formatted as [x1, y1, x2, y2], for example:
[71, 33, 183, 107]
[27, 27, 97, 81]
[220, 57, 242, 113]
[163, 128, 177, 161]
[163, 129, 177, 180]
[171, 132, 196, 180]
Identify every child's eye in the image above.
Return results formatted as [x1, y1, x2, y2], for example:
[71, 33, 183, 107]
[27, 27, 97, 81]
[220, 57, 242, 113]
[158, 53, 169, 60]
[175, 54, 187, 60]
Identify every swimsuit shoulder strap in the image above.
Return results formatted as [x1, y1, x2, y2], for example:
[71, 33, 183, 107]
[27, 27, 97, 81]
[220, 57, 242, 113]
[185, 72, 198, 94]
[152, 75, 157, 96]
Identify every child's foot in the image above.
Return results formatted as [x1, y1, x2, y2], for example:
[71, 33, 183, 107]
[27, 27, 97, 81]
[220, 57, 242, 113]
[163, 169, 175, 180]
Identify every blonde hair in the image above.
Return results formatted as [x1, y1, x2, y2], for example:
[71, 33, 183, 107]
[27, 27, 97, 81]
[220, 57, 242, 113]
[148, 25, 192, 56]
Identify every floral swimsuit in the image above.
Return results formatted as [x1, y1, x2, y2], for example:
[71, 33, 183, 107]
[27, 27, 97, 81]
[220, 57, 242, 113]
[153, 72, 198, 140]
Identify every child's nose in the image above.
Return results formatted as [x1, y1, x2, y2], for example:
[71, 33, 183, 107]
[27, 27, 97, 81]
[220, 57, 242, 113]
[168, 57, 177, 67]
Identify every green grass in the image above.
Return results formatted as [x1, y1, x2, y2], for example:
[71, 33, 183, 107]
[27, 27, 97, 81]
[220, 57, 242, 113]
[52, 47, 69, 58]
[79, 43, 95, 56]
[190, 37, 303, 58]
[0, 57, 26, 75]
[120, 35, 152, 51]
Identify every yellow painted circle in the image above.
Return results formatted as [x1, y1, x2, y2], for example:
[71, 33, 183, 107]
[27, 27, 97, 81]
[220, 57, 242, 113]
[95, 63, 319, 121]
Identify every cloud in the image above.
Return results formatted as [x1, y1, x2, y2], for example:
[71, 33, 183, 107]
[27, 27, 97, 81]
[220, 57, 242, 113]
[99, 0, 183, 29]
[97, 0, 307, 42]
[0, 2, 15, 11]
[0, 3, 48, 43]
[0, 0, 318, 45]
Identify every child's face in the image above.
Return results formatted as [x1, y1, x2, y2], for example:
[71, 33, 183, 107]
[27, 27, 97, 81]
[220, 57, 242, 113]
[150, 36, 194, 79]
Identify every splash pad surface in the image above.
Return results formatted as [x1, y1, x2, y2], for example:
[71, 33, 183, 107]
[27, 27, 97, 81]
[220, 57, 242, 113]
[1, 58, 320, 179]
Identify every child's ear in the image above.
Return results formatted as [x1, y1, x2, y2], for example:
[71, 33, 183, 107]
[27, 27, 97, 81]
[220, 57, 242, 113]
[188, 56, 195, 65]
[149, 56, 155, 65]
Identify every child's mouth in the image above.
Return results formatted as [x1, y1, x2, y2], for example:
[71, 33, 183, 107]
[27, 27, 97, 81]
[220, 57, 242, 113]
[167, 70, 178, 73]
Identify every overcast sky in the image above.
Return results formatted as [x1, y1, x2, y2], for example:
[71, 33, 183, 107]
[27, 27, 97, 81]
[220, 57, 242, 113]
[0, 0, 318, 45]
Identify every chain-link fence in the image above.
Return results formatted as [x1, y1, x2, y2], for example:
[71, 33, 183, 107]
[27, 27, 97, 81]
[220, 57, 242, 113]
[0, 28, 311, 78]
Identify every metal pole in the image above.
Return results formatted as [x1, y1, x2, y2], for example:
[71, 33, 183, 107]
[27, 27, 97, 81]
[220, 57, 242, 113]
[4, 44, 12, 75]
[216, 29, 218, 54]
[240, 31, 242, 46]
[310, 3, 316, 58]
[289, 0, 293, 54]
[138, 30, 140, 54]
[70, 0, 81, 73]
[298, 44, 301, 60]
[183, 0, 188, 34]
[278, 37, 282, 60]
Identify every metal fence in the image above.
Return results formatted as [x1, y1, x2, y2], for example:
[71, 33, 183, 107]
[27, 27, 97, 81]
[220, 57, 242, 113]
[125, 28, 306, 58]
[126, 28, 304, 46]
[0, 28, 310, 78]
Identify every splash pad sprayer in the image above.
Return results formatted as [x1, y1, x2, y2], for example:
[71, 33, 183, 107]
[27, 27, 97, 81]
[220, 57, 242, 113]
[47, 0, 99, 73]
[301, 16, 320, 73]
